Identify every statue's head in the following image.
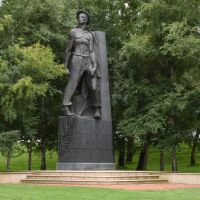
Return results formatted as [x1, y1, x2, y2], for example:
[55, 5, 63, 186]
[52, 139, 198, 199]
[77, 10, 90, 25]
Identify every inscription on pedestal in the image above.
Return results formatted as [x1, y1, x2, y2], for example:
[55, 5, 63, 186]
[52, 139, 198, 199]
[58, 115, 77, 154]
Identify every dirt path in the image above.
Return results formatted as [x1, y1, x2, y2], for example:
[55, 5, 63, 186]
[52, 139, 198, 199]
[41, 183, 200, 190]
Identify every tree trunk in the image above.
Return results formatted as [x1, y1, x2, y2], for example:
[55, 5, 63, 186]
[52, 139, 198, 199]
[136, 142, 149, 170]
[6, 152, 11, 171]
[171, 146, 177, 172]
[118, 138, 126, 167]
[160, 149, 164, 171]
[191, 145, 196, 166]
[126, 137, 134, 163]
[40, 138, 46, 170]
[190, 131, 200, 166]
[27, 141, 33, 170]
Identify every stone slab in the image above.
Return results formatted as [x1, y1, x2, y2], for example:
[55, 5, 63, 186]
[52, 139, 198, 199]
[56, 163, 115, 170]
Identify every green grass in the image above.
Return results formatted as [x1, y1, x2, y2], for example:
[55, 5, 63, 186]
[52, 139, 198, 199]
[0, 151, 57, 171]
[0, 145, 200, 172]
[118, 145, 200, 173]
[0, 185, 200, 200]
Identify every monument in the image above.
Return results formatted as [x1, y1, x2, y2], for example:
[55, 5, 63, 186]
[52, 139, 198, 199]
[57, 10, 115, 170]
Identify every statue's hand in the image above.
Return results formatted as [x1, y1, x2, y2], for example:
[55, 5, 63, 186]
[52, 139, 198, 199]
[90, 66, 96, 76]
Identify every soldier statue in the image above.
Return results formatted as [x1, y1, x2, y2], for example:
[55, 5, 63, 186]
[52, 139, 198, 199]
[62, 10, 101, 118]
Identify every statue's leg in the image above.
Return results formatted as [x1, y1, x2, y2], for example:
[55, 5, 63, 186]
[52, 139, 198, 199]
[86, 74, 101, 118]
[94, 78, 101, 109]
[62, 57, 82, 107]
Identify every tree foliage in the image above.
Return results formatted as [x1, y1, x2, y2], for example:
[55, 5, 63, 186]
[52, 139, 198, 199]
[0, 130, 22, 170]
[112, 0, 200, 170]
[1, 0, 200, 171]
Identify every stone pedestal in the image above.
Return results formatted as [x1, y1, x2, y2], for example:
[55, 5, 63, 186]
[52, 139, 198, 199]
[57, 31, 115, 170]
[57, 116, 114, 170]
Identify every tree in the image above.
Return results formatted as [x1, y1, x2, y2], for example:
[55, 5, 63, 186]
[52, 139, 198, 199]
[0, 43, 66, 170]
[0, 0, 77, 61]
[126, 136, 135, 163]
[0, 130, 22, 171]
[112, 0, 200, 171]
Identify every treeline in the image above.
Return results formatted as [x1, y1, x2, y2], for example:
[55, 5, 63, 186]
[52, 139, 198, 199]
[0, 0, 200, 171]
[112, 0, 200, 171]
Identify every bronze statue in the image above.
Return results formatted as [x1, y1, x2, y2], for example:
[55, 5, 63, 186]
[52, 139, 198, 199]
[62, 10, 101, 118]
[57, 11, 114, 170]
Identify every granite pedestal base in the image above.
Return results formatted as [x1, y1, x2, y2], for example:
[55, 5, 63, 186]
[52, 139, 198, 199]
[57, 115, 115, 170]
[56, 163, 115, 170]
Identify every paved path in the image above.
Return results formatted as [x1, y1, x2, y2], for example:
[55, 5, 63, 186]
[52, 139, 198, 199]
[43, 184, 200, 190]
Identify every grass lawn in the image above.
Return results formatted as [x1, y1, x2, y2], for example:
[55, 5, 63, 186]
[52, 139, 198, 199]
[0, 144, 200, 172]
[0, 151, 57, 171]
[123, 145, 200, 172]
[0, 185, 200, 200]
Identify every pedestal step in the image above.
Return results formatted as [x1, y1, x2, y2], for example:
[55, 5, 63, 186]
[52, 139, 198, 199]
[30, 171, 157, 176]
[21, 179, 168, 185]
[20, 171, 168, 185]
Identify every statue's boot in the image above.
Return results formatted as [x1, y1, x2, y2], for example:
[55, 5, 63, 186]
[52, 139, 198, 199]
[94, 108, 101, 119]
[62, 106, 75, 116]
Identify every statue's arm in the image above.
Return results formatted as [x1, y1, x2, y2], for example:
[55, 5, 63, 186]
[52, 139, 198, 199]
[64, 30, 74, 69]
[89, 35, 97, 75]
